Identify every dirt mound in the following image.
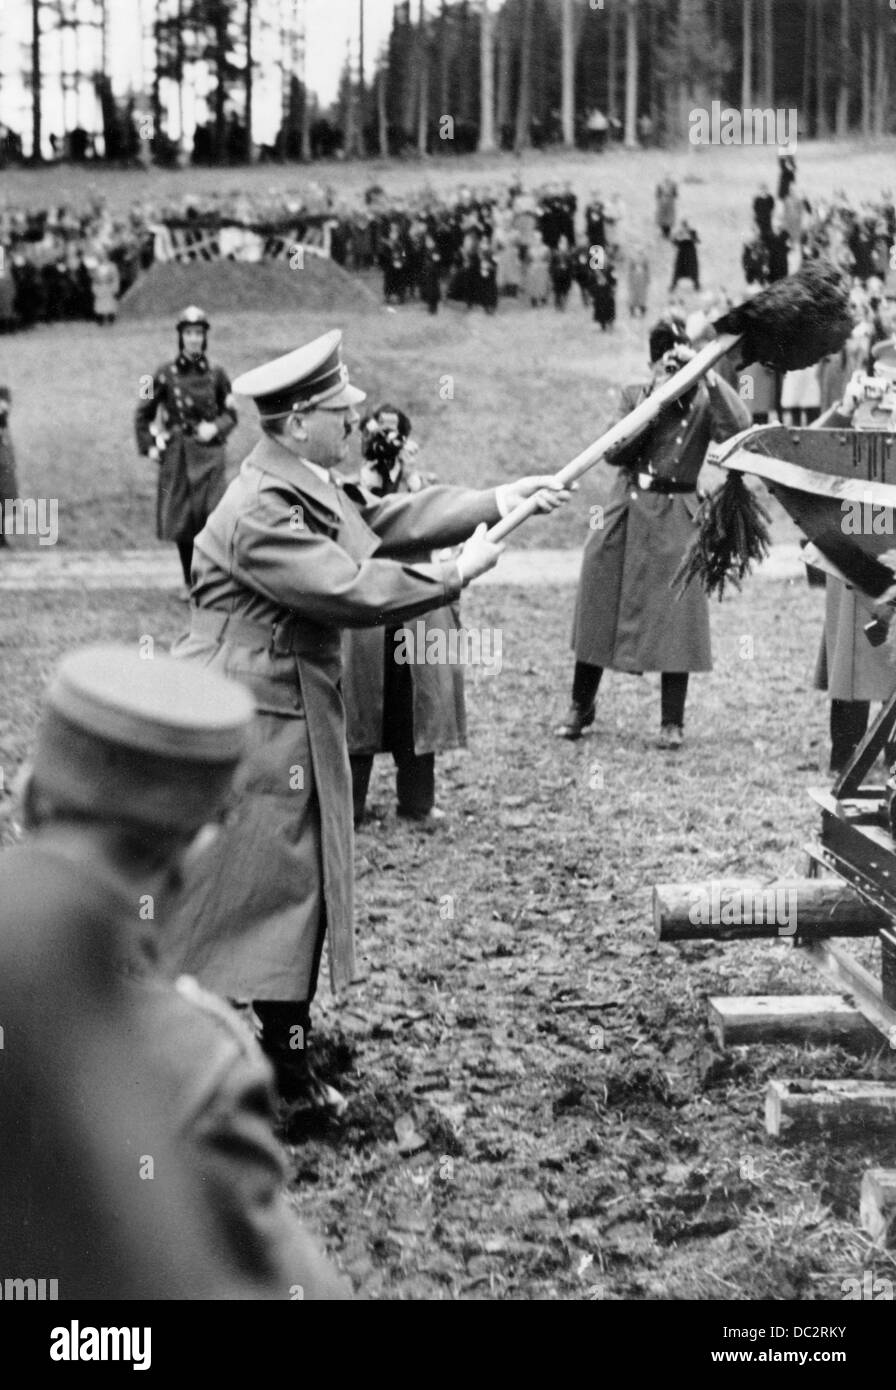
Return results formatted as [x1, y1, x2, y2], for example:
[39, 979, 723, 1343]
[118, 255, 375, 320]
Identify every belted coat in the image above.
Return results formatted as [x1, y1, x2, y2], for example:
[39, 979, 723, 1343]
[163, 433, 501, 1001]
[135, 352, 237, 542]
[572, 373, 751, 672]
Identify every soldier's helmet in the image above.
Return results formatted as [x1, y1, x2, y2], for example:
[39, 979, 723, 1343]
[177, 305, 210, 334]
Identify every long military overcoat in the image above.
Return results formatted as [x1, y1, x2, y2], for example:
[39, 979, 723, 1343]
[342, 467, 466, 758]
[572, 374, 751, 672]
[163, 433, 500, 1002]
[135, 353, 237, 542]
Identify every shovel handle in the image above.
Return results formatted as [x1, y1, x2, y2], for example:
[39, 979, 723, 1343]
[486, 333, 742, 543]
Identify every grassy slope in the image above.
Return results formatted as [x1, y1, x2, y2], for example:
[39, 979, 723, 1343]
[3, 140, 894, 551]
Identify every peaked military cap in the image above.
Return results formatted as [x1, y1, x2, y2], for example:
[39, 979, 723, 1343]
[31, 644, 254, 833]
[232, 330, 366, 420]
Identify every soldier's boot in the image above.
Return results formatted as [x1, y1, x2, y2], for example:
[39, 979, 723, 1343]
[555, 703, 595, 740]
[253, 1001, 347, 1133]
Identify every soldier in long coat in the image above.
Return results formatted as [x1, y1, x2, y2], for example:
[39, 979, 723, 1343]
[557, 320, 751, 747]
[343, 405, 466, 825]
[135, 305, 238, 586]
[6, 644, 348, 1299]
[163, 331, 568, 1126]
[813, 341, 896, 772]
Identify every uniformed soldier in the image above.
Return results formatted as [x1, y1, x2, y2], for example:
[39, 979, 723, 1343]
[814, 337, 896, 773]
[135, 305, 238, 587]
[161, 329, 569, 1127]
[557, 319, 751, 747]
[4, 643, 349, 1298]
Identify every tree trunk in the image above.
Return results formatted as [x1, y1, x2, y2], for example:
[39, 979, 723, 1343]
[801, 0, 812, 128]
[607, 0, 618, 121]
[861, 18, 871, 139]
[514, 0, 533, 152]
[378, 65, 389, 156]
[835, 0, 849, 137]
[496, 4, 511, 144]
[439, 1, 450, 114]
[816, 0, 829, 137]
[762, 0, 773, 106]
[31, 0, 42, 161]
[214, 9, 227, 163]
[357, 0, 366, 157]
[479, 2, 496, 152]
[417, 0, 429, 154]
[245, 0, 255, 162]
[741, 0, 752, 109]
[401, 8, 419, 135]
[560, 0, 575, 147]
[623, 0, 638, 148]
[873, 1, 889, 138]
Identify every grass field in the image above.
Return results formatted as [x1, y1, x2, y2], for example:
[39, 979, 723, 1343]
[4, 141, 896, 1301]
[10, 138, 893, 553]
[2, 577, 894, 1300]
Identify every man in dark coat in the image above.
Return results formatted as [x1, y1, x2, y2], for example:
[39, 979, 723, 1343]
[670, 221, 700, 290]
[162, 331, 569, 1126]
[343, 404, 466, 826]
[557, 320, 751, 746]
[135, 305, 237, 587]
[4, 643, 349, 1299]
[753, 183, 775, 243]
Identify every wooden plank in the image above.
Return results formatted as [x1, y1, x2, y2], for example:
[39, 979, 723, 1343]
[709, 995, 873, 1048]
[800, 938, 896, 1042]
[654, 878, 883, 942]
[765, 1079, 896, 1139]
[860, 1169, 896, 1245]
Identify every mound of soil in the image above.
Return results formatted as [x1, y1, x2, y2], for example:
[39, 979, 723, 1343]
[118, 255, 375, 320]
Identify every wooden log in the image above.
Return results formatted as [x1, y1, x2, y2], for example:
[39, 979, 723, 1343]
[654, 878, 885, 942]
[765, 1079, 896, 1139]
[709, 995, 873, 1049]
[860, 1169, 896, 1245]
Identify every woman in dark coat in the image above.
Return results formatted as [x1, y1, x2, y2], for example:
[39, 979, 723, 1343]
[478, 237, 498, 314]
[670, 221, 700, 290]
[418, 232, 442, 315]
[550, 236, 574, 310]
[591, 261, 617, 330]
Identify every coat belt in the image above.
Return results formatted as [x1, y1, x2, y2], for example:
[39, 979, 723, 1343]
[188, 606, 340, 660]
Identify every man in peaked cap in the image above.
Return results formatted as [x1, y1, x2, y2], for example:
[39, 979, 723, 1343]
[135, 305, 238, 588]
[1, 644, 349, 1299]
[161, 328, 570, 1129]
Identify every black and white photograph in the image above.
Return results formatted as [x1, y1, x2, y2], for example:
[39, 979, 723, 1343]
[2, 0, 896, 1343]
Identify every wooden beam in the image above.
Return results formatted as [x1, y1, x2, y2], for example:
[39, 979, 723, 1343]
[765, 1079, 896, 1139]
[800, 937, 896, 1042]
[709, 995, 873, 1049]
[654, 879, 884, 942]
[860, 1169, 896, 1245]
